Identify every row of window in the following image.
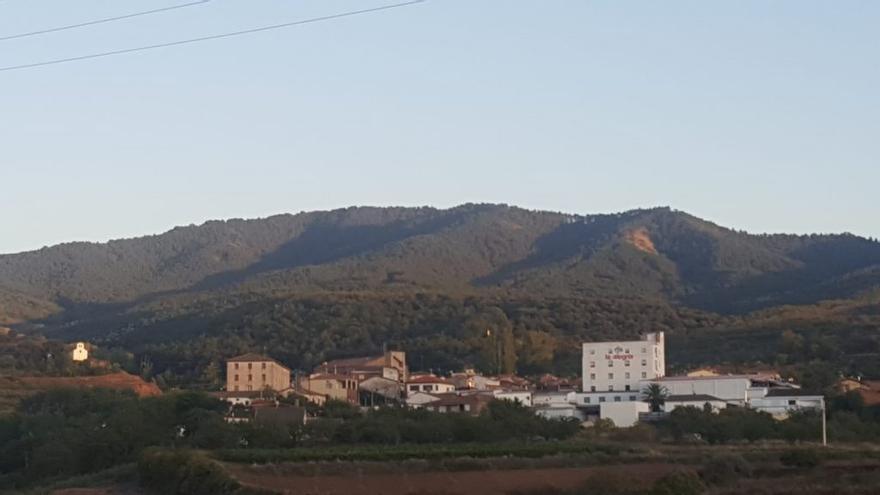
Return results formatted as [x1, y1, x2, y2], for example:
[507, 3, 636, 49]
[587, 384, 636, 392]
[233, 374, 267, 382]
[233, 362, 268, 370]
[588, 372, 647, 381]
[583, 395, 638, 404]
[588, 359, 648, 368]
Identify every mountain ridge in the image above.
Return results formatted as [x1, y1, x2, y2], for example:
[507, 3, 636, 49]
[1, 204, 879, 323]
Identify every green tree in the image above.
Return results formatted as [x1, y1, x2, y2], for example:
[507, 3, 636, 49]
[643, 383, 668, 413]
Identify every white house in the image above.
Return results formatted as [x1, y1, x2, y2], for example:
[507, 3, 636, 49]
[582, 332, 665, 395]
[72, 342, 89, 362]
[406, 375, 456, 395]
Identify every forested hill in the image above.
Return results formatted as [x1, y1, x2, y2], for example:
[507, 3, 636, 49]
[2, 204, 880, 321]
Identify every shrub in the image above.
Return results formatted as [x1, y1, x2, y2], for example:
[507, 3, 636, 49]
[779, 449, 821, 469]
[699, 454, 753, 485]
[138, 448, 241, 495]
[650, 469, 705, 495]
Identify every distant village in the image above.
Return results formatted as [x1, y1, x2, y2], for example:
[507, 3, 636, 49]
[205, 332, 830, 429]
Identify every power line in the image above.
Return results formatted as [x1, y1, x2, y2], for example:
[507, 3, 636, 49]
[0, 0, 427, 73]
[0, 0, 213, 42]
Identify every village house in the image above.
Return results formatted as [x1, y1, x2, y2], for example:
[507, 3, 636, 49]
[423, 393, 493, 415]
[72, 342, 89, 362]
[359, 376, 403, 406]
[226, 353, 291, 394]
[298, 373, 358, 404]
[406, 374, 456, 395]
[319, 350, 407, 382]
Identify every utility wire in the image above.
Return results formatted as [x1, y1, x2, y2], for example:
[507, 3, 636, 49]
[0, 1, 213, 42]
[0, 0, 426, 73]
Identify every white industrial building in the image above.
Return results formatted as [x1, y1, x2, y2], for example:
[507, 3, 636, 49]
[564, 331, 825, 427]
[582, 332, 665, 395]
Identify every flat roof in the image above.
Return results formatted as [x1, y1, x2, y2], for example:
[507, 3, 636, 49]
[666, 394, 724, 402]
[764, 388, 823, 398]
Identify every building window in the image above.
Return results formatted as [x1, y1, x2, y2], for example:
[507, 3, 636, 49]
[607, 361, 613, 367]
[261, 374, 266, 382]
[614, 396, 621, 402]
[247, 374, 252, 381]
[608, 373, 614, 379]
[641, 359, 647, 366]
[608, 385, 614, 391]
[590, 373, 596, 380]
[641, 372, 647, 378]
[641, 347, 646, 353]
[234, 363, 239, 370]
[788, 400, 796, 406]
[625, 361, 630, 367]
[583, 397, 591, 404]
[625, 385, 631, 391]
[589, 349, 595, 355]
[625, 372, 630, 379]
[409, 385, 418, 391]
[629, 395, 637, 401]
[262, 362, 267, 369]
[234, 385, 239, 391]
[624, 348, 630, 354]
[590, 386, 596, 392]
[234, 374, 239, 382]
[589, 361, 595, 368]
[248, 363, 252, 369]
[599, 397, 606, 403]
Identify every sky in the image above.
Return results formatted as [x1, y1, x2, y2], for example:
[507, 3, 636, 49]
[1, 0, 878, 254]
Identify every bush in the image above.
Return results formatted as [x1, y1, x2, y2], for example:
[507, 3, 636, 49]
[138, 449, 241, 495]
[779, 449, 821, 469]
[650, 469, 705, 495]
[699, 454, 753, 485]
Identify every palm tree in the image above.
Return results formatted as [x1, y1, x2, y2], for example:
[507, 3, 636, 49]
[643, 383, 668, 412]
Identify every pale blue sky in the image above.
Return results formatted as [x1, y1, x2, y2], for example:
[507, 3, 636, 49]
[1, 0, 878, 254]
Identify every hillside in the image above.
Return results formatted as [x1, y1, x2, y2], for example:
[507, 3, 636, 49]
[2, 204, 879, 323]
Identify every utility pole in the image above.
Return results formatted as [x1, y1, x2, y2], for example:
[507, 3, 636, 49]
[821, 398, 827, 446]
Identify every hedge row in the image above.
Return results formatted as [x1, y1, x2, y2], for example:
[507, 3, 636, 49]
[213, 441, 623, 464]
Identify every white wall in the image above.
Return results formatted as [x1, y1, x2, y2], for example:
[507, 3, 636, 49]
[664, 399, 727, 413]
[600, 401, 650, 427]
[574, 391, 642, 406]
[533, 392, 576, 406]
[749, 396, 824, 418]
[645, 377, 751, 404]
